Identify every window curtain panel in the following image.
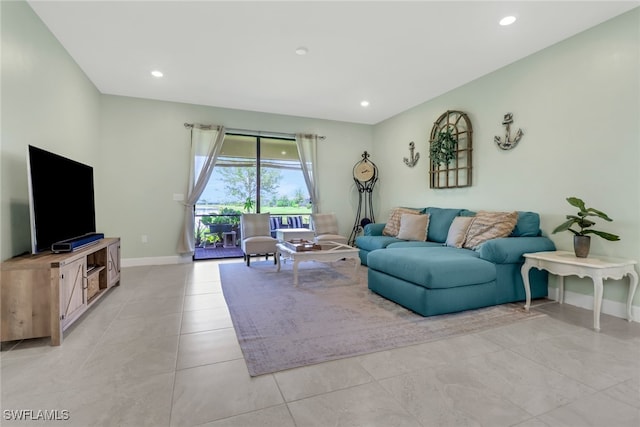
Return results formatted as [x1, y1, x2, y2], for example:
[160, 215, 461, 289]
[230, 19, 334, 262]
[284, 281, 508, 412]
[177, 126, 226, 254]
[295, 133, 319, 214]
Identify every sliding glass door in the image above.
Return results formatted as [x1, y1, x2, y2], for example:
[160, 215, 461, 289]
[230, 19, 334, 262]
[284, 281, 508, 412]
[194, 134, 311, 259]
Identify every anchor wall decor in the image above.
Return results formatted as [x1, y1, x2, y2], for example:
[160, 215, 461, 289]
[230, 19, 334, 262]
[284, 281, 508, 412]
[403, 141, 420, 167]
[494, 113, 523, 150]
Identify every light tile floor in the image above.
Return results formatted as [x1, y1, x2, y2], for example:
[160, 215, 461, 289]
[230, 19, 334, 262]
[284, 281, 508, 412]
[1, 260, 639, 426]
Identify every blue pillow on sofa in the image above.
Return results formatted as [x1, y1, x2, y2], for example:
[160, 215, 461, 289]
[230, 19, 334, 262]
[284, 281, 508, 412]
[510, 211, 541, 237]
[421, 207, 464, 243]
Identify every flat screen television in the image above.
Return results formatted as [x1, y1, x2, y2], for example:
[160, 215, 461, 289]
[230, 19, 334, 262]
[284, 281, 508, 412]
[27, 145, 98, 254]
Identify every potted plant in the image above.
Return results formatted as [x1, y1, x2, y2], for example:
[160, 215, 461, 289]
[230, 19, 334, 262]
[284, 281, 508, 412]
[552, 197, 620, 258]
[194, 220, 206, 248]
[429, 128, 458, 166]
[244, 197, 254, 213]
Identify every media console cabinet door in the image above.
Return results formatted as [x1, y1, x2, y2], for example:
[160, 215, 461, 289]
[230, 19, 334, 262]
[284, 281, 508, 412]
[107, 241, 121, 286]
[59, 257, 86, 330]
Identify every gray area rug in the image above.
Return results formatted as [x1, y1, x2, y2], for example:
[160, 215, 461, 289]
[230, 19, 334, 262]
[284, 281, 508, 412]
[220, 260, 544, 376]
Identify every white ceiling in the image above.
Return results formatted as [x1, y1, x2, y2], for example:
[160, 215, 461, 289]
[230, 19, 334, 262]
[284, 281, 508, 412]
[28, 1, 639, 125]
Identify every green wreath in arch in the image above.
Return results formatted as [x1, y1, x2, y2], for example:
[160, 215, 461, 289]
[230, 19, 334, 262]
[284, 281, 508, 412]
[430, 127, 458, 166]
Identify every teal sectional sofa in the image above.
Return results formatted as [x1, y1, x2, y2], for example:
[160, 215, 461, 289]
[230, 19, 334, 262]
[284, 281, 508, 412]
[355, 207, 555, 316]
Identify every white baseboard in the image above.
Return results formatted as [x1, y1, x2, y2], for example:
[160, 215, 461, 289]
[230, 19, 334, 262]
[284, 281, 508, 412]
[548, 287, 639, 323]
[121, 255, 193, 267]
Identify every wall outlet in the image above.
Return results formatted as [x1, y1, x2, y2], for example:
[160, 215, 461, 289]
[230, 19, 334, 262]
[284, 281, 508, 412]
[141, 235, 148, 243]
[173, 193, 185, 201]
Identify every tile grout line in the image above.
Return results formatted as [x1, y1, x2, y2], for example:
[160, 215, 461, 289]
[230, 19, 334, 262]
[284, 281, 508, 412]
[167, 267, 190, 427]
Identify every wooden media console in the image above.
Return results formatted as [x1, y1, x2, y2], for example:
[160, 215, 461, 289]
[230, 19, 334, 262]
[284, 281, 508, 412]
[1, 237, 121, 346]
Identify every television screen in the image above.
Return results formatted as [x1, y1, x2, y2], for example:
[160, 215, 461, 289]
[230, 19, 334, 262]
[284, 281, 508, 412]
[27, 145, 97, 253]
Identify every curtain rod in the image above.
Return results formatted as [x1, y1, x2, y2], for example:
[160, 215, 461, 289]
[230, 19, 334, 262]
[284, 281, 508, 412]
[184, 123, 325, 140]
[184, 123, 219, 130]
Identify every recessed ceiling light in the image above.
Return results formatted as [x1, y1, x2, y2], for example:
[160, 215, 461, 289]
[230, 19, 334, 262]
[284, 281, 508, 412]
[295, 47, 308, 56]
[360, 100, 370, 107]
[151, 70, 164, 78]
[499, 16, 517, 26]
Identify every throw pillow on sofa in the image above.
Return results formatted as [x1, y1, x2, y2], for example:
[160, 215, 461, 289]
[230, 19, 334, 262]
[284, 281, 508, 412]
[463, 211, 518, 250]
[382, 207, 422, 236]
[445, 216, 474, 248]
[396, 213, 430, 241]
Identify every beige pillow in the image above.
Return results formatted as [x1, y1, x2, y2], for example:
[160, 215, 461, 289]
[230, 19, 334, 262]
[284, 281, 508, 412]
[382, 207, 421, 237]
[445, 216, 474, 248]
[396, 214, 429, 241]
[463, 211, 518, 249]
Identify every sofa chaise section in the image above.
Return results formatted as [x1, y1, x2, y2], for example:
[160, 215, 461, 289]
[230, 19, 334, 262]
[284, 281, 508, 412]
[356, 207, 556, 316]
[368, 247, 498, 316]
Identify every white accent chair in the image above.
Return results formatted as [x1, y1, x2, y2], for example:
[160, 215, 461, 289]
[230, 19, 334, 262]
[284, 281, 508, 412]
[240, 213, 278, 266]
[311, 213, 349, 246]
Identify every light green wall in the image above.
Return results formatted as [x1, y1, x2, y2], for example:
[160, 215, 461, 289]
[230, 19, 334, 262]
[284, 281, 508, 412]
[1, 0, 101, 261]
[372, 8, 640, 307]
[97, 95, 371, 259]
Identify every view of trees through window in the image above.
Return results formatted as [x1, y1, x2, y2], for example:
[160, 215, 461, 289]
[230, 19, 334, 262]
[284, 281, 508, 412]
[196, 134, 311, 218]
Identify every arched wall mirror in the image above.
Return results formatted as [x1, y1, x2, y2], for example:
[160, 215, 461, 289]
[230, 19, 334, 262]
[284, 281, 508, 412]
[429, 110, 473, 189]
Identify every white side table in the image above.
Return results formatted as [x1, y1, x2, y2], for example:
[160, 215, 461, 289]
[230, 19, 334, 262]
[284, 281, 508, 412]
[521, 250, 638, 331]
[222, 231, 236, 248]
